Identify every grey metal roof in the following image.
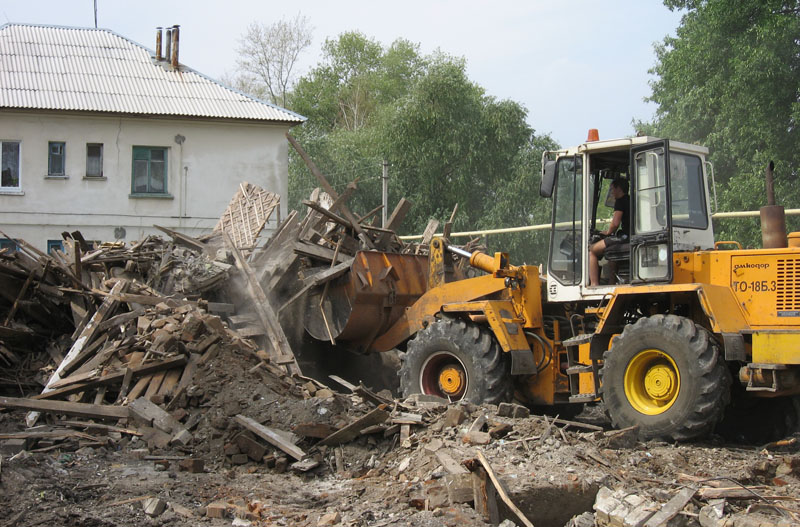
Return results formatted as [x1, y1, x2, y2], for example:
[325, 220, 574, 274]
[0, 23, 305, 123]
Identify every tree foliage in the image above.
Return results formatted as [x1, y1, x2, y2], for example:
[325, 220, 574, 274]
[285, 32, 556, 264]
[644, 0, 800, 246]
[234, 14, 313, 108]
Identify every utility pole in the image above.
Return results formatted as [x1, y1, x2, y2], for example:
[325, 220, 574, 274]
[382, 159, 389, 227]
[93, 0, 98, 28]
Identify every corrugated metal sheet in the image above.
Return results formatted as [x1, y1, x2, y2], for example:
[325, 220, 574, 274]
[0, 23, 305, 123]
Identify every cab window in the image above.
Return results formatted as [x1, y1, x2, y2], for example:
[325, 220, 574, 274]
[549, 156, 583, 285]
[670, 153, 707, 229]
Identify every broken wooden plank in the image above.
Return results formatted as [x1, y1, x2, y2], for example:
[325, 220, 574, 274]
[126, 375, 152, 401]
[644, 486, 698, 527]
[476, 451, 534, 527]
[234, 414, 305, 461]
[321, 405, 390, 446]
[293, 240, 350, 264]
[1, 396, 129, 420]
[223, 232, 301, 376]
[129, 397, 185, 435]
[33, 356, 188, 400]
[144, 371, 167, 400]
[28, 280, 128, 426]
[435, 450, 469, 475]
[696, 486, 767, 500]
[472, 466, 500, 525]
[153, 225, 208, 254]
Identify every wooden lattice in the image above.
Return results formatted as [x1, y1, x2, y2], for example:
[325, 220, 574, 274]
[214, 182, 280, 256]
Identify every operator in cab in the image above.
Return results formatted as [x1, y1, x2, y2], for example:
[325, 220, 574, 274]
[589, 177, 629, 286]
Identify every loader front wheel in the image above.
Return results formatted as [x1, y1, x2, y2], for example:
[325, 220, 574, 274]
[400, 317, 511, 404]
[601, 315, 731, 441]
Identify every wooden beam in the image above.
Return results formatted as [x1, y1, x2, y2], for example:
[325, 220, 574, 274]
[1, 396, 129, 420]
[321, 405, 390, 446]
[234, 414, 305, 460]
[28, 280, 127, 426]
[476, 451, 534, 527]
[153, 225, 207, 253]
[33, 356, 188, 400]
[223, 232, 301, 376]
[644, 486, 697, 527]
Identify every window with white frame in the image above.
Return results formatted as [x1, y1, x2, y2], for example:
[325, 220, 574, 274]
[86, 143, 103, 178]
[132, 146, 168, 195]
[48, 141, 66, 176]
[1, 141, 21, 190]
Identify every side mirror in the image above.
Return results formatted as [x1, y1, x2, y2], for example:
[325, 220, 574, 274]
[540, 160, 557, 198]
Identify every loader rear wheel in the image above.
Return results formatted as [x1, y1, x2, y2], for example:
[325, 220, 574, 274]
[600, 315, 731, 441]
[400, 317, 511, 404]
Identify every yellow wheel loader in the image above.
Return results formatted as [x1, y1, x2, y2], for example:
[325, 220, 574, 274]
[303, 134, 800, 441]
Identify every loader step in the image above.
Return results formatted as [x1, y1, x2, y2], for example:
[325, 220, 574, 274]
[562, 333, 593, 347]
[569, 393, 596, 403]
[565, 364, 593, 375]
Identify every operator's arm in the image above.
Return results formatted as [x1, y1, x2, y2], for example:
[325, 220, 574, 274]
[605, 210, 623, 235]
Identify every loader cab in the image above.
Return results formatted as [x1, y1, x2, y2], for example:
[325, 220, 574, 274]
[541, 136, 714, 303]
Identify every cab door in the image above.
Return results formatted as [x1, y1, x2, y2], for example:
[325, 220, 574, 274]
[629, 141, 672, 283]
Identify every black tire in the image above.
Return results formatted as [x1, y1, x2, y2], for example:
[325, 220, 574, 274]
[399, 317, 511, 404]
[600, 314, 731, 441]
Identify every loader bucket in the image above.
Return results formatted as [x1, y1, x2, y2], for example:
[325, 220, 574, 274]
[304, 251, 429, 353]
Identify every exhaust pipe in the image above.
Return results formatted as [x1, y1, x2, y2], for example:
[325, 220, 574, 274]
[760, 161, 787, 248]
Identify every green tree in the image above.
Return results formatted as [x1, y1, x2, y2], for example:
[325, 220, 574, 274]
[285, 32, 555, 265]
[644, 1, 800, 247]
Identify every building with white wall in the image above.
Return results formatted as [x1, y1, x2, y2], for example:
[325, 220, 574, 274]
[0, 23, 304, 252]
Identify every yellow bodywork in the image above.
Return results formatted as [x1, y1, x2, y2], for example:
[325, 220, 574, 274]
[751, 333, 800, 364]
[673, 248, 800, 327]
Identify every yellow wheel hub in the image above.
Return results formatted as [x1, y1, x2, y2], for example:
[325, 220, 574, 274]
[438, 366, 465, 397]
[624, 349, 680, 415]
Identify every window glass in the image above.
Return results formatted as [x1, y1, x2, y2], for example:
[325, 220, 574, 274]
[0, 238, 18, 252]
[670, 153, 707, 229]
[1, 141, 20, 189]
[549, 156, 583, 285]
[86, 144, 103, 178]
[131, 146, 168, 194]
[633, 149, 668, 235]
[48, 141, 65, 176]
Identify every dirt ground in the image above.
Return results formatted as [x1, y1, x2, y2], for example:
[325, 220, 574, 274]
[2, 341, 799, 527]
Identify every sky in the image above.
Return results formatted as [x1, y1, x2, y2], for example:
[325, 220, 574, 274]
[1, 1, 685, 147]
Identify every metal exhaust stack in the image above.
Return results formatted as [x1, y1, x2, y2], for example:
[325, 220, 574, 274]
[165, 28, 172, 65]
[155, 27, 163, 61]
[760, 160, 788, 248]
[170, 25, 180, 69]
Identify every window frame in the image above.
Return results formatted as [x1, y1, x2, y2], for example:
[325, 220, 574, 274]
[48, 141, 66, 177]
[47, 239, 64, 255]
[130, 146, 170, 196]
[0, 238, 18, 253]
[1, 140, 22, 192]
[85, 143, 104, 179]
